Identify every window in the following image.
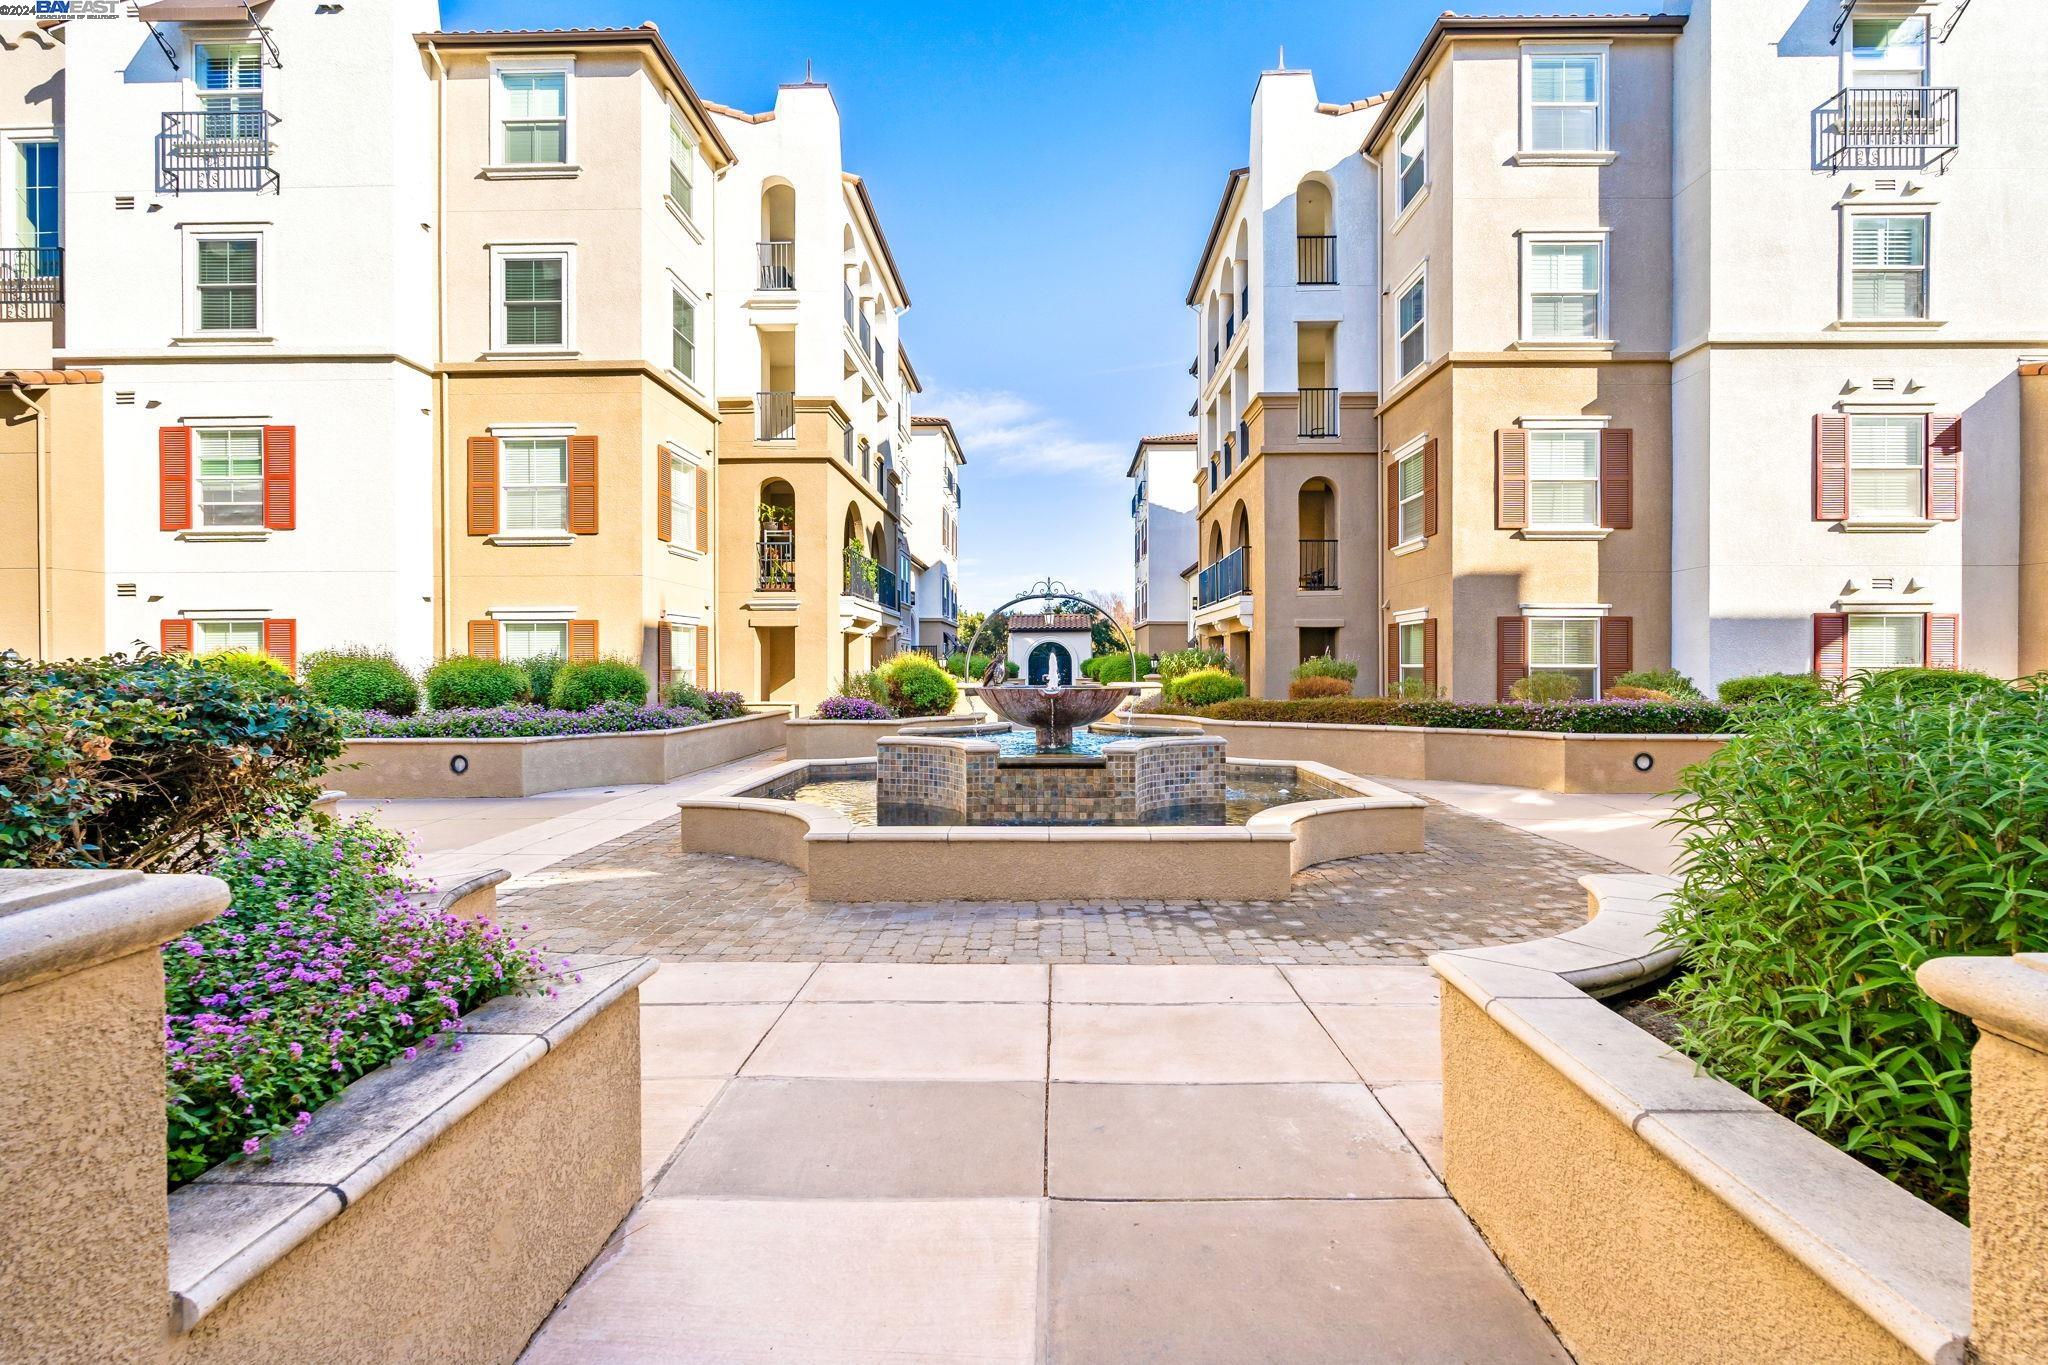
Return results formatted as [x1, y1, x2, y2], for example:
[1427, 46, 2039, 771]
[1849, 14, 1928, 88]
[1848, 613, 1923, 670]
[1399, 622, 1427, 690]
[1395, 443, 1427, 544]
[10, 139, 58, 263]
[195, 428, 264, 527]
[1527, 428, 1601, 526]
[195, 42, 262, 140]
[498, 70, 567, 165]
[671, 287, 697, 379]
[498, 253, 565, 347]
[669, 450, 695, 541]
[1395, 101, 1427, 211]
[1523, 237, 1604, 341]
[668, 624, 699, 684]
[1528, 617, 1600, 698]
[502, 621, 568, 662]
[1524, 48, 1606, 153]
[1847, 415, 1925, 519]
[501, 437, 568, 533]
[1847, 215, 1927, 320]
[668, 112, 695, 218]
[197, 619, 263, 654]
[1396, 271, 1426, 377]
[194, 237, 258, 332]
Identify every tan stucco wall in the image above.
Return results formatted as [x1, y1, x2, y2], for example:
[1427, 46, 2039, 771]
[0, 384, 107, 660]
[170, 992, 641, 1365]
[784, 716, 980, 761]
[2020, 370, 2048, 676]
[1967, 1028, 2048, 1362]
[1441, 989, 1923, 1365]
[1135, 621, 1189, 656]
[808, 832, 1297, 902]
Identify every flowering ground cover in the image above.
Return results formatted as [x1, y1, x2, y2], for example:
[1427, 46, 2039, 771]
[814, 695, 893, 720]
[343, 699, 725, 739]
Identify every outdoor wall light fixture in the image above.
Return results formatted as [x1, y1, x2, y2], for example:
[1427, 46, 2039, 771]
[450, 755, 469, 775]
[1633, 753, 1655, 772]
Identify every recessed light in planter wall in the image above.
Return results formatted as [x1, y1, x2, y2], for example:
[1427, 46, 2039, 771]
[1633, 753, 1654, 772]
[450, 755, 469, 775]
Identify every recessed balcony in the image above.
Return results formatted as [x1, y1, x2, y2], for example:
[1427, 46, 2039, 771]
[0, 247, 61, 321]
[156, 103, 279, 194]
[1815, 86, 1958, 172]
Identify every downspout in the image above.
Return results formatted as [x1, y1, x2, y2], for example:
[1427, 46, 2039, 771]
[426, 41, 450, 658]
[9, 382, 50, 657]
[1361, 144, 1388, 697]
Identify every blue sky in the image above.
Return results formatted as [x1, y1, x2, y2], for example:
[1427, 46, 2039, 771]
[446, 0, 1650, 610]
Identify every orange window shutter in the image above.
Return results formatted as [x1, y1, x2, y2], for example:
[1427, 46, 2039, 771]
[1496, 616, 1528, 701]
[1599, 616, 1633, 691]
[1421, 618, 1438, 688]
[1812, 613, 1849, 677]
[1814, 414, 1849, 521]
[1385, 623, 1400, 691]
[1926, 414, 1962, 520]
[568, 619, 598, 661]
[1496, 429, 1528, 530]
[262, 618, 297, 672]
[695, 467, 710, 552]
[160, 618, 194, 653]
[160, 426, 193, 532]
[467, 620, 498, 659]
[467, 436, 499, 536]
[1925, 614, 1961, 670]
[657, 451, 673, 542]
[1421, 438, 1439, 538]
[696, 622, 711, 684]
[261, 426, 296, 530]
[567, 436, 599, 534]
[656, 622, 673, 685]
[1600, 428, 1633, 530]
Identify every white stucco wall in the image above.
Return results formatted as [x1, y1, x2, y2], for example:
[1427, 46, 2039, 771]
[1131, 440, 1197, 629]
[1007, 627, 1092, 684]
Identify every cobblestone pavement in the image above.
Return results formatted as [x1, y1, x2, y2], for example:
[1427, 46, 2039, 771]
[499, 799, 1618, 964]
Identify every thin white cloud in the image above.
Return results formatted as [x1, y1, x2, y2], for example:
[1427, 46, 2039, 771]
[920, 388, 1126, 479]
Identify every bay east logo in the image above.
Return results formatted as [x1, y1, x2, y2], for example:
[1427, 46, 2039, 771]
[33, 0, 125, 14]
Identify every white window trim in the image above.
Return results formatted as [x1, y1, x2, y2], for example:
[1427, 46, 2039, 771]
[1517, 41, 1614, 164]
[187, 35, 264, 106]
[1390, 433, 1428, 550]
[665, 620, 702, 683]
[188, 423, 267, 535]
[485, 607, 577, 621]
[179, 225, 268, 342]
[1397, 619, 1429, 688]
[1516, 422, 1610, 539]
[178, 606, 273, 620]
[1838, 208, 1938, 327]
[1517, 230, 1611, 347]
[490, 431, 573, 546]
[1841, 7, 1933, 91]
[665, 101, 701, 235]
[1392, 95, 1428, 223]
[1522, 614, 1606, 697]
[666, 444, 704, 560]
[485, 56, 578, 177]
[1844, 611, 1927, 670]
[2, 130, 59, 252]
[1393, 262, 1428, 384]
[667, 274, 703, 389]
[1519, 603, 1612, 617]
[487, 243, 576, 355]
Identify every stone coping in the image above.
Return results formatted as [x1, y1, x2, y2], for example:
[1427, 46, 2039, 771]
[1918, 952, 2048, 1053]
[165, 951, 657, 1334]
[1163, 715, 1734, 742]
[339, 710, 780, 747]
[1431, 876, 1971, 1365]
[0, 870, 230, 994]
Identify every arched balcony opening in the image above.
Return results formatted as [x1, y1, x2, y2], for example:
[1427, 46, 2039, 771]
[759, 181, 796, 288]
[1298, 478, 1338, 591]
[1295, 176, 1336, 284]
[757, 479, 796, 591]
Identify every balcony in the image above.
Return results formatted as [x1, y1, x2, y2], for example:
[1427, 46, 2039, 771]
[1296, 234, 1337, 285]
[843, 545, 900, 612]
[757, 390, 796, 441]
[844, 284, 856, 328]
[1240, 282, 1249, 318]
[0, 247, 61, 322]
[873, 336, 885, 375]
[1299, 539, 1338, 591]
[757, 535, 795, 592]
[1815, 87, 1958, 172]
[1224, 314, 1235, 345]
[1298, 387, 1339, 438]
[156, 103, 279, 194]
[1196, 545, 1248, 608]
[757, 240, 795, 289]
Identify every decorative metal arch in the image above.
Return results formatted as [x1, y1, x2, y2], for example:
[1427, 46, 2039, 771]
[953, 578, 1139, 689]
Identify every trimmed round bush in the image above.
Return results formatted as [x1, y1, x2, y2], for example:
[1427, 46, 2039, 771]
[1291, 656, 1359, 683]
[1509, 672, 1582, 703]
[198, 649, 295, 693]
[423, 656, 531, 711]
[1082, 652, 1152, 683]
[945, 651, 1017, 680]
[1716, 671, 1832, 710]
[520, 653, 566, 710]
[1855, 667, 2008, 704]
[1606, 683, 1676, 702]
[1288, 674, 1352, 700]
[303, 647, 419, 716]
[1167, 667, 1246, 708]
[1614, 667, 1702, 700]
[549, 657, 650, 710]
[876, 653, 958, 717]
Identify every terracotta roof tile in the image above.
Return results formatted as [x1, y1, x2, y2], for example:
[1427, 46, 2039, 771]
[0, 368, 101, 386]
[1007, 613, 1093, 632]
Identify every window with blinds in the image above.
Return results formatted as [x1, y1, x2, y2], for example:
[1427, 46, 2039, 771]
[1526, 50, 1604, 152]
[1850, 15, 1928, 89]
[196, 43, 263, 140]
[1848, 613, 1923, 670]
[1397, 273, 1426, 376]
[196, 238, 258, 331]
[671, 288, 697, 378]
[670, 624, 698, 684]
[501, 256, 564, 346]
[1396, 447, 1427, 543]
[670, 452, 694, 542]
[1524, 240, 1602, 340]
[501, 438, 568, 532]
[1399, 622, 1427, 688]
[196, 428, 264, 526]
[502, 621, 568, 662]
[499, 71, 567, 164]
[668, 113, 695, 217]
[1527, 429, 1601, 526]
[1396, 102, 1426, 210]
[197, 620, 264, 654]
[1849, 415, 1925, 518]
[1528, 618, 1600, 700]
[1848, 216, 1926, 319]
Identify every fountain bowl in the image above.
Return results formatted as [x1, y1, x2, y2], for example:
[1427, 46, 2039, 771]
[967, 681, 1138, 750]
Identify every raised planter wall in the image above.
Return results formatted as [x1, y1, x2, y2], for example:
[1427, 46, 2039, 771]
[783, 715, 984, 761]
[330, 709, 787, 798]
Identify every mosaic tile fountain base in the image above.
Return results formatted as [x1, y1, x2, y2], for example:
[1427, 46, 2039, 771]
[875, 733, 1228, 826]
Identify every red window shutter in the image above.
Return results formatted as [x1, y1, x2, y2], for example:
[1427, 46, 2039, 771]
[160, 618, 194, 654]
[1814, 414, 1849, 521]
[262, 618, 297, 672]
[1421, 618, 1438, 689]
[1600, 428, 1633, 531]
[1497, 616, 1528, 701]
[656, 622, 673, 685]
[567, 435, 599, 534]
[467, 620, 497, 659]
[1385, 623, 1400, 691]
[261, 425, 296, 530]
[1599, 616, 1633, 692]
[159, 426, 193, 532]
[1812, 613, 1849, 677]
[1384, 460, 1398, 549]
[568, 619, 598, 661]
[1926, 414, 1962, 521]
[1496, 429, 1528, 530]
[1421, 438, 1439, 538]
[1925, 614, 1961, 670]
[696, 623, 711, 684]
[467, 436, 499, 536]
[695, 467, 711, 552]
[656, 452, 672, 543]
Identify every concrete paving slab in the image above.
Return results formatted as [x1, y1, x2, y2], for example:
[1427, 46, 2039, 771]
[743, 1002, 1049, 1081]
[1372, 1081, 1445, 1179]
[1309, 1003, 1444, 1084]
[640, 1077, 724, 1184]
[1052, 964, 1295, 1004]
[639, 1003, 785, 1078]
[1050, 1003, 1354, 1084]
[642, 962, 816, 1004]
[799, 962, 1049, 1003]
[1281, 964, 1440, 1006]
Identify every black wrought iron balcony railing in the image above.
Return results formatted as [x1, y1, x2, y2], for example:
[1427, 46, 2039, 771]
[1296, 234, 1337, 285]
[757, 240, 795, 289]
[757, 390, 796, 441]
[844, 283, 855, 328]
[1237, 419, 1250, 461]
[1224, 314, 1235, 345]
[757, 537, 795, 592]
[1298, 387, 1339, 438]
[1815, 86, 1958, 171]
[157, 103, 280, 194]
[1240, 282, 1249, 318]
[842, 545, 901, 611]
[1196, 545, 1248, 608]
[1299, 539, 1338, 591]
[859, 314, 873, 353]
[0, 247, 62, 321]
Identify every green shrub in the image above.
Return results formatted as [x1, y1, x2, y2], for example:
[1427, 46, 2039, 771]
[1607, 684, 1676, 702]
[662, 681, 747, 720]
[1167, 667, 1246, 708]
[549, 657, 650, 710]
[837, 669, 888, 705]
[876, 653, 959, 717]
[303, 646, 419, 716]
[1158, 647, 1229, 682]
[1716, 671, 1833, 710]
[1855, 667, 2009, 704]
[1292, 656, 1359, 683]
[1082, 652, 1152, 683]
[199, 649, 294, 693]
[1509, 672, 1583, 703]
[1614, 667, 1702, 700]
[1193, 695, 1735, 734]
[1663, 684, 2048, 1217]
[945, 652, 1017, 680]
[0, 650, 345, 872]
[1204, 697, 1400, 725]
[519, 653, 566, 710]
[1289, 675, 1352, 699]
[1389, 677, 1439, 701]
[423, 656, 531, 710]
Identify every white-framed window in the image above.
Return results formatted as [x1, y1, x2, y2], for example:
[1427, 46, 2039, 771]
[670, 285, 698, 380]
[1527, 427, 1602, 527]
[1394, 437, 1427, 544]
[1848, 12, 1929, 89]
[1395, 98, 1427, 212]
[193, 235, 260, 332]
[1521, 233, 1606, 341]
[669, 623, 699, 685]
[1845, 213, 1927, 320]
[197, 619, 263, 654]
[495, 65, 570, 165]
[1398, 621, 1427, 689]
[195, 427, 264, 527]
[669, 447, 696, 543]
[1848, 613, 1923, 670]
[668, 109, 696, 218]
[1528, 617, 1600, 698]
[194, 41, 263, 140]
[492, 247, 570, 349]
[7, 136, 59, 262]
[501, 436, 569, 533]
[1848, 414, 1926, 519]
[502, 620, 568, 662]
[1396, 268, 1426, 377]
[1522, 45, 1607, 154]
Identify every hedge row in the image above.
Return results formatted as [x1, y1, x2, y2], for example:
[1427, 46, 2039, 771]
[1196, 695, 1735, 735]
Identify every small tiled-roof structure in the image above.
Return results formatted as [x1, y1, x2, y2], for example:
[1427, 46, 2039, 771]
[0, 368, 101, 386]
[1007, 613, 1092, 632]
[1128, 431, 1198, 478]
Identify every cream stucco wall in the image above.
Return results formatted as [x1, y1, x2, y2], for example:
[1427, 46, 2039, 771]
[0, 383, 104, 660]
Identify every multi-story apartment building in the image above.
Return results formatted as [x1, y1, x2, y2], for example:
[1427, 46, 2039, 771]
[1185, 68, 1383, 697]
[906, 414, 965, 658]
[1127, 432, 1198, 653]
[709, 81, 917, 708]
